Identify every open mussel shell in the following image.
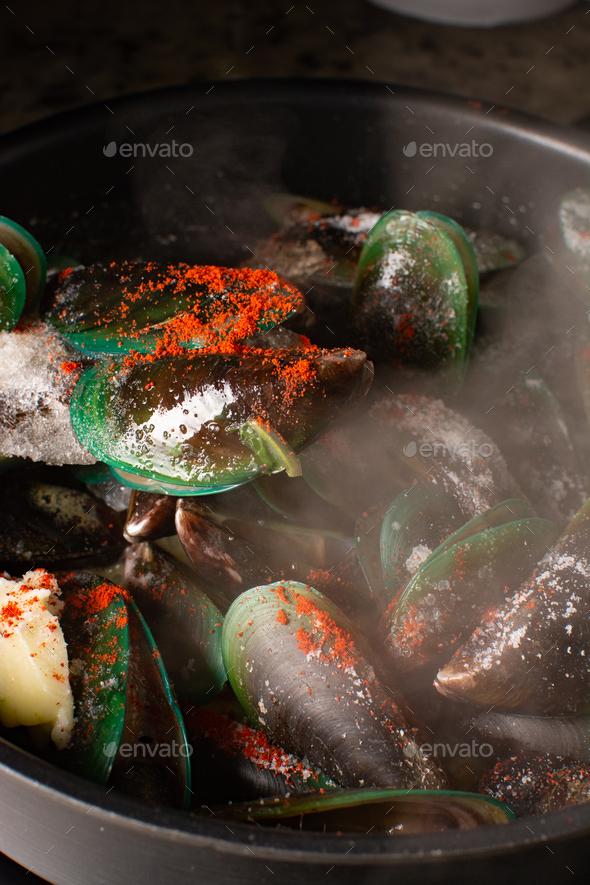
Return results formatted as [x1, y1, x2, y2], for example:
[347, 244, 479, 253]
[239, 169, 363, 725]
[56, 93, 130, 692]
[0, 477, 125, 570]
[479, 753, 590, 817]
[55, 573, 129, 786]
[222, 581, 446, 790]
[124, 490, 178, 542]
[378, 496, 532, 616]
[70, 347, 372, 494]
[383, 515, 558, 674]
[184, 708, 335, 806]
[349, 210, 470, 370]
[436, 497, 590, 715]
[108, 599, 191, 809]
[0, 242, 26, 331]
[212, 787, 515, 831]
[377, 483, 463, 608]
[123, 542, 226, 705]
[44, 263, 303, 355]
[175, 499, 311, 612]
[0, 215, 46, 314]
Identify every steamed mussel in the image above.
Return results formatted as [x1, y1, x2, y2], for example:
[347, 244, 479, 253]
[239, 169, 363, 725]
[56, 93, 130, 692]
[71, 346, 372, 495]
[2, 197, 590, 837]
[435, 497, 590, 716]
[221, 580, 445, 791]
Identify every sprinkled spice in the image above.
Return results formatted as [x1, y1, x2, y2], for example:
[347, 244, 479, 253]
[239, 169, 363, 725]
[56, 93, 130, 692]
[66, 578, 129, 628]
[293, 593, 358, 670]
[68, 263, 322, 406]
[185, 708, 320, 786]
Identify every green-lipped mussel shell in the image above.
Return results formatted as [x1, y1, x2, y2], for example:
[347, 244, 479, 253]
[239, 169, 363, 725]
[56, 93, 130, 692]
[426, 498, 534, 559]
[108, 600, 191, 809]
[70, 349, 371, 494]
[185, 708, 336, 806]
[0, 242, 26, 331]
[222, 581, 446, 790]
[378, 484, 463, 608]
[212, 787, 515, 830]
[177, 473, 354, 560]
[436, 498, 590, 715]
[384, 516, 559, 674]
[123, 542, 226, 705]
[111, 466, 248, 496]
[213, 514, 349, 571]
[350, 210, 469, 368]
[416, 211, 479, 351]
[56, 573, 129, 786]
[196, 478, 352, 570]
[45, 262, 303, 355]
[0, 215, 46, 313]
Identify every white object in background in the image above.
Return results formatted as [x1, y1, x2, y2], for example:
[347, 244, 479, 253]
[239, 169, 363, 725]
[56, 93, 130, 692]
[367, 0, 577, 27]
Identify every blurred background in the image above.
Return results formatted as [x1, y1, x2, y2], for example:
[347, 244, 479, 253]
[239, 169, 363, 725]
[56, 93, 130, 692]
[1, 0, 589, 136]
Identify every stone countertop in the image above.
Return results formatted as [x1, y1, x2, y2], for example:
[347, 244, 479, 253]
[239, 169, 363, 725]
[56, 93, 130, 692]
[0, 0, 589, 136]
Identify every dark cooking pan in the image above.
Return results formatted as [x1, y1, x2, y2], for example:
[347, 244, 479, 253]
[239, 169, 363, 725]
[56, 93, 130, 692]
[1, 77, 590, 885]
